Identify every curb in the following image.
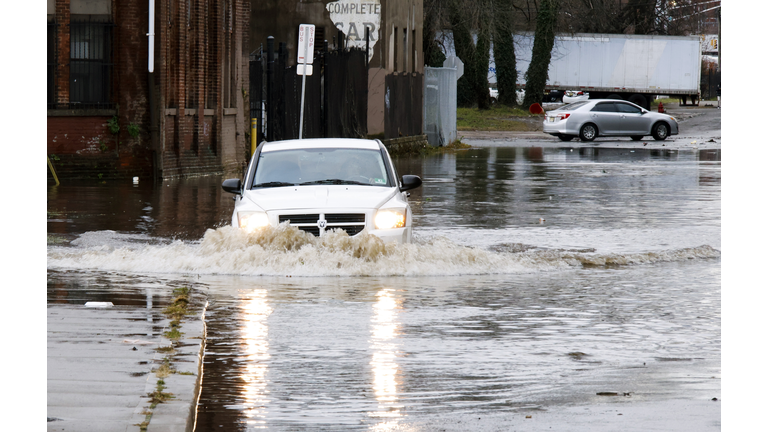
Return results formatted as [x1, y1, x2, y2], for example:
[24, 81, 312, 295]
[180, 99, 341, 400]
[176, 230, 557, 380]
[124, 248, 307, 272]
[138, 299, 208, 432]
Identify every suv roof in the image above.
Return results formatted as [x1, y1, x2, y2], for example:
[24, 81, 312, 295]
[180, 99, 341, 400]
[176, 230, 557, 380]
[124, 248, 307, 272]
[261, 138, 381, 152]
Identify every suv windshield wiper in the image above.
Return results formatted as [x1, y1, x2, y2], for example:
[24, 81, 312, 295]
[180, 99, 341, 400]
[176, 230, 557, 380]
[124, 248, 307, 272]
[252, 181, 295, 188]
[299, 179, 368, 186]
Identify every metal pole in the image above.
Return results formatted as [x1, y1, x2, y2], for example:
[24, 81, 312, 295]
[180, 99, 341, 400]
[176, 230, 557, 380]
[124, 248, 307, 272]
[323, 40, 329, 138]
[365, 27, 369, 69]
[299, 31, 310, 139]
[249, 50, 258, 155]
[266, 36, 275, 142]
[47, 156, 60, 186]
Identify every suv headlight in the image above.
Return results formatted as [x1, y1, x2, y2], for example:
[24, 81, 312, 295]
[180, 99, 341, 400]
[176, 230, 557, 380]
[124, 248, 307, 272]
[237, 211, 270, 231]
[374, 208, 406, 230]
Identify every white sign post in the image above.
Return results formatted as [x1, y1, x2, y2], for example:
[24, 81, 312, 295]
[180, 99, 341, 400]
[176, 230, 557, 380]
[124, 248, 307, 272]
[297, 24, 315, 139]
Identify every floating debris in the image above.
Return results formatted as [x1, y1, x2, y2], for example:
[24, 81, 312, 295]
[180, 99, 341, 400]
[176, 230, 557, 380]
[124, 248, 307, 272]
[85, 301, 113, 308]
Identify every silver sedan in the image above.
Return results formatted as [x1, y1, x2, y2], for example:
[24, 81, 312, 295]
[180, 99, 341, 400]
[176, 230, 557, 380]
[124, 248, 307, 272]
[543, 99, 679, 142]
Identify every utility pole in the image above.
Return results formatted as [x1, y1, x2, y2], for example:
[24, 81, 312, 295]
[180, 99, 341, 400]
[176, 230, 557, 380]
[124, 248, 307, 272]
[717, 7, 720, 73]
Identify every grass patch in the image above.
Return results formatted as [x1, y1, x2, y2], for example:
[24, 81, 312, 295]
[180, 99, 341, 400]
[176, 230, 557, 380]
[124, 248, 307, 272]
[163, 326, 183, 340]
[155, 345, 176, 354]
[137, 378, 176, 431]
[163, 286, 191, 340]
[154, 359, 175, 378]
[457, 105, 534, 131]
[147, 382, 174, 404]
[138, 287, 196, 431]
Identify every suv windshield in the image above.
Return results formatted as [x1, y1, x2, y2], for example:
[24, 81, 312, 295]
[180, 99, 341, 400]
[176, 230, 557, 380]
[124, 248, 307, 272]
[252, 148, 390, 188]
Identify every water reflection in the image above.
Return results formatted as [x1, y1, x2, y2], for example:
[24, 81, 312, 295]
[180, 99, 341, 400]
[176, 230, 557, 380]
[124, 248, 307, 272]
[369, 288, 403, 425]
[398, 145, 721, 231]
[240, 290, 272, 428]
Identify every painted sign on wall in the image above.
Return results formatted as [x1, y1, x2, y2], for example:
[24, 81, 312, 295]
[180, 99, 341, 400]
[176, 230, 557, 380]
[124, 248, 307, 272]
[326, 0, 380, 61]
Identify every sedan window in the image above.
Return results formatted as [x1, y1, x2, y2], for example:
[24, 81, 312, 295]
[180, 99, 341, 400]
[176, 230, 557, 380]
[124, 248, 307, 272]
[616, 102, 642, 114]
[556, 101, 589, 111]
[591, 102, 616, 112]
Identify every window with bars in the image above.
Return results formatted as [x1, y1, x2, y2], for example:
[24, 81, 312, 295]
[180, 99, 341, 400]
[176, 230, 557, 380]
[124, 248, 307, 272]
[48, 20, 56, 108]
[69, 16, 114, 108]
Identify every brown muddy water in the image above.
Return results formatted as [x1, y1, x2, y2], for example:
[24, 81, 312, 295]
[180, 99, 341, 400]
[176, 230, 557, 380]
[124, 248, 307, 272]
[47, 145, 721, 430]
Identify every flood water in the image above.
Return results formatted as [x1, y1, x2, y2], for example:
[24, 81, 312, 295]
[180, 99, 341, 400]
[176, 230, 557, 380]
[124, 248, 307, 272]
[47, 144, 721, 430]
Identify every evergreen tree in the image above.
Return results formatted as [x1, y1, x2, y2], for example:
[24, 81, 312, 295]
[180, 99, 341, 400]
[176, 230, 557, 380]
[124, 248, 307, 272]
[493, 0, 517, 106]
[522, 0, 559, 109]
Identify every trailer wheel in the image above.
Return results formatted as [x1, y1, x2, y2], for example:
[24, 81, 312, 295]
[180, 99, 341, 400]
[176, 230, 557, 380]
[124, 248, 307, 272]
[652, 122, 670, 141]
[579, 123, 598, 142]
[628, 94, 647, 110]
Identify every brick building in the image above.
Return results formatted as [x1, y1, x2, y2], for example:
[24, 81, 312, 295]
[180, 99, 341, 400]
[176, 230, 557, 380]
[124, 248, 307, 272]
[47, 0, 250, 180]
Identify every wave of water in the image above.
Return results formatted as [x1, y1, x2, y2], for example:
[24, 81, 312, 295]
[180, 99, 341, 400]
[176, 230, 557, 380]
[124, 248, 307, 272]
[46, 225, 720, 277]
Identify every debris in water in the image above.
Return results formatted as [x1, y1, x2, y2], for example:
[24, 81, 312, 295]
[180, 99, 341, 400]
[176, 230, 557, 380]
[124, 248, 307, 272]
[85, 302, 113, 308]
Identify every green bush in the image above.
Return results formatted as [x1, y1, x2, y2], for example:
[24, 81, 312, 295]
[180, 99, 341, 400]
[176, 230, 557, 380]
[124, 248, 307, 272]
[127, 123, 140, 138]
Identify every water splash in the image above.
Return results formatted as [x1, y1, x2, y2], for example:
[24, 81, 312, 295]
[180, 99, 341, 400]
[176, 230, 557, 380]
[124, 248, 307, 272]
[47, 224, 720, 277]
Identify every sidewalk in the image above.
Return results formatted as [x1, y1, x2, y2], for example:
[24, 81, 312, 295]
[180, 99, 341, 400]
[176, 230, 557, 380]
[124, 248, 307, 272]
[47, 294, 205, 432]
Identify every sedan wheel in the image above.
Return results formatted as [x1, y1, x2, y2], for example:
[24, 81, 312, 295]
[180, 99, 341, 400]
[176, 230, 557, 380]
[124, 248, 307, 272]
[579, 124, 598, 142]
[652, 123, 669, 141]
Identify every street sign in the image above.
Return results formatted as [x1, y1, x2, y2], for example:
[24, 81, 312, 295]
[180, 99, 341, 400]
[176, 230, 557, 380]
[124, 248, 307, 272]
[443, 56, 464, 79]
[297, 24, 316, 139]
[297, 24, 316, 66]
[296, 64, 313, 75]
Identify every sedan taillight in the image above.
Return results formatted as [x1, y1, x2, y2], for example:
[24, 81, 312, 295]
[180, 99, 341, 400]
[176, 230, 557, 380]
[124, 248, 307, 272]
[556, 113, 571, 121]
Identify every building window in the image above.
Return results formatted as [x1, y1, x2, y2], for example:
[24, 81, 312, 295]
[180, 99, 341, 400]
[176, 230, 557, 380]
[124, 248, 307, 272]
[48, 19, 56, 108]
[70, 16, 114, 108]
[393, 26, 398, 72]
[412, 29, 416, 73]
[403, 28, 407, 73]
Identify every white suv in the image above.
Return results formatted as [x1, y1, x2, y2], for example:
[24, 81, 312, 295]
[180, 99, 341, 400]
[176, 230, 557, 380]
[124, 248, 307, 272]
[222, 138, 423, 243]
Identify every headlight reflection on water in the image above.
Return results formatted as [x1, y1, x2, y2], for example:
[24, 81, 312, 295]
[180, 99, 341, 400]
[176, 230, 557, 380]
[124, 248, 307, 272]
[369, 288, 403, 424]
[240, 290, 272, 428]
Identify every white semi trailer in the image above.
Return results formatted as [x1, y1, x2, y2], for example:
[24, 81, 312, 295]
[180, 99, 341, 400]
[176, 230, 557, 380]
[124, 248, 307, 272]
[508, 33, 702, 110]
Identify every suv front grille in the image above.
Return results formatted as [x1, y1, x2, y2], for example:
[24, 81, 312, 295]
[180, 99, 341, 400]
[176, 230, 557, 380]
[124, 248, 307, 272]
[278, 213, 366, 237]
[279, 214, 320, 224]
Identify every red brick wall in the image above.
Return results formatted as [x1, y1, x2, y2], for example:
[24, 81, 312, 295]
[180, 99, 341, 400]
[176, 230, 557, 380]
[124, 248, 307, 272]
[114, 0, 150, 146]
[48, 0, 249, 180]
[55, 0, 70, 105]
[48, 116, 112, 155]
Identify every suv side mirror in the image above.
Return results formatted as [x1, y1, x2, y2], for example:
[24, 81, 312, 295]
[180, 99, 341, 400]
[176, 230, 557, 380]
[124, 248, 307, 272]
[400, 175, 422, 192]
[222, 178, 242, 194]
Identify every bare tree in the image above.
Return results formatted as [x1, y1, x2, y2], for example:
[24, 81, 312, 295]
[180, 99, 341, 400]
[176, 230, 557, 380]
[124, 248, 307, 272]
[424, 0, 448, 67]
[559, 0, 623, 34]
